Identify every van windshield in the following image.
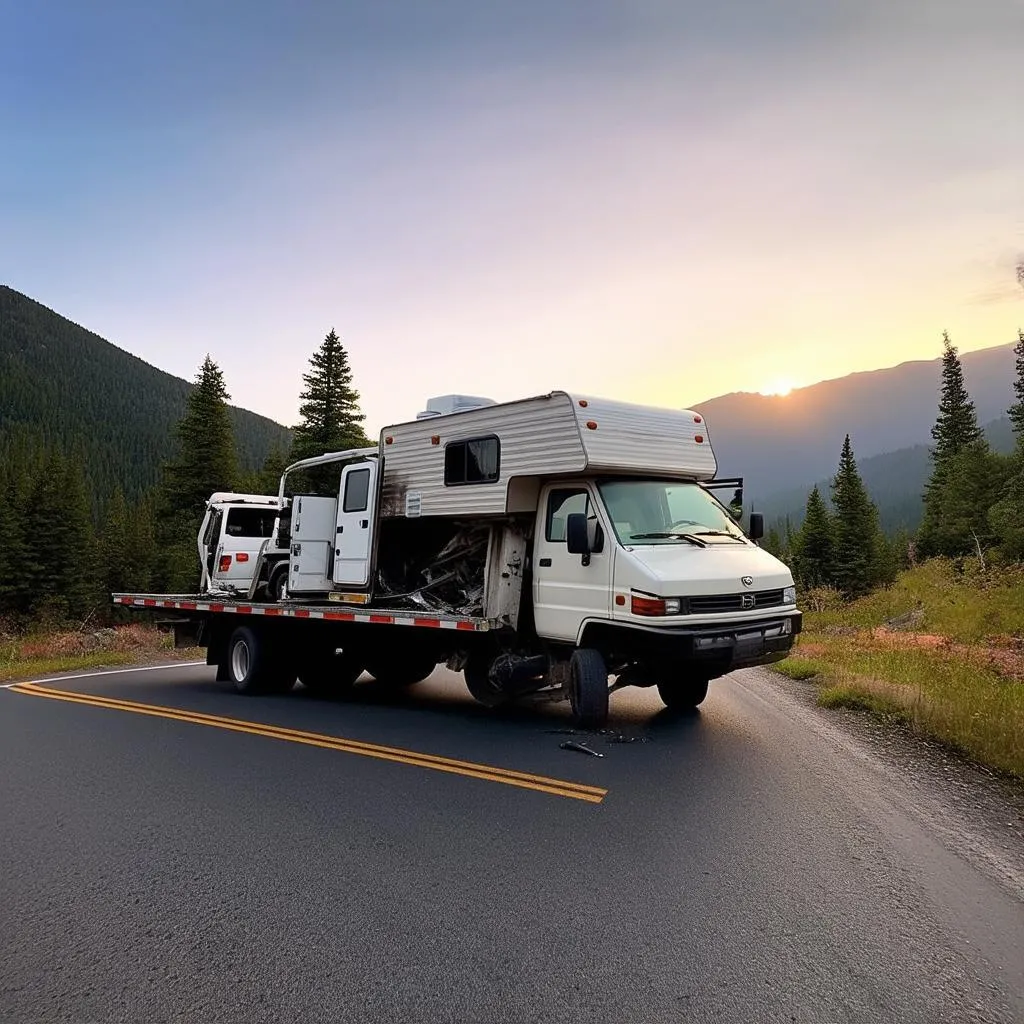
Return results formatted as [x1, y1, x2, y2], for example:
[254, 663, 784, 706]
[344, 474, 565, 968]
[597, 480, 745, 545]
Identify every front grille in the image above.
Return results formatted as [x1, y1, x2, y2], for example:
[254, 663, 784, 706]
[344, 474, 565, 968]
[686, 589, 785, 614]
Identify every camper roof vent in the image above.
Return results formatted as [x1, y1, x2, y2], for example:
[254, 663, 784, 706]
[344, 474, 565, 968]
[415, 394, 497, 419]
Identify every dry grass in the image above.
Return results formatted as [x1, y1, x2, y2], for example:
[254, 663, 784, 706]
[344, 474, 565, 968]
[0, 623, 200, 682]
[778, 559, 1024, 780]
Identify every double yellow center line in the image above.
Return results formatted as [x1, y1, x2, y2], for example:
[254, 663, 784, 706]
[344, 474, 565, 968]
[9, 681, 607, 804]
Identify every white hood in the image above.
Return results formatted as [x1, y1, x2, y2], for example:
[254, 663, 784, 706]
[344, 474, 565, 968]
[618, 541, 792, 595]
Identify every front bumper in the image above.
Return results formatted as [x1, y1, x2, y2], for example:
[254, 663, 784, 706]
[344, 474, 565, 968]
[584, 612, 802, 669]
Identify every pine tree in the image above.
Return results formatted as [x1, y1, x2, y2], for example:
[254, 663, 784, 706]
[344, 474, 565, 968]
[918, 333, 985, 557]
[929, 332, 983, 459]
[161, 356, 238, 518]
[60, 455, 101, 616]
[830, 436, 882, 598]
[289, 329, 369, 466]
[102, 489, 132, 595]
[1010, 328, 1024, 452]
[794, 485, 834, 588]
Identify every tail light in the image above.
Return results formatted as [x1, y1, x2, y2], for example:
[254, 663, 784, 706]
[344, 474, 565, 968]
[218, 555, 232, 572]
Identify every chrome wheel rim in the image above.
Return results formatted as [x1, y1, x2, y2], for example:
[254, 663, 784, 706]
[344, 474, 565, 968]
[231, 639, 250, 681]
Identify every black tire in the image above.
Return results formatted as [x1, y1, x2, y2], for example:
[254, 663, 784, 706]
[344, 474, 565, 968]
[268, 564, 289, 602]
[226, 625, 295, 695]
[657, 676, 710, 711]
[366, 650, 438, 687]
[569, 648, 610, 728]
[463, 655, 507, 708]
[299, 650, 363, 698]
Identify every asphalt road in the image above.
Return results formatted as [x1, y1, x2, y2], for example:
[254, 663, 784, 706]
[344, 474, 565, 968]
[1, 663, 1022, 1024]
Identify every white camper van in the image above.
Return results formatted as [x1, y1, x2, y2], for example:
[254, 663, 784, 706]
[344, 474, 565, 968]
[117, 392, 800, 726]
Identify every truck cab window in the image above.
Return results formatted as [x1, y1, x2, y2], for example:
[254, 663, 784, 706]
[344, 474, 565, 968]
[343, 467, 371, 513]
[546, 489, 591, 542]
[224, 508, 276, 538]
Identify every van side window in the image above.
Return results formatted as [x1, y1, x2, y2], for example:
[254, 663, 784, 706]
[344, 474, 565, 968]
[224, 508, 276, 538]
[546, 489, 590, 542]
[444, 436, 500, 486]
[343, 467, 371, 513]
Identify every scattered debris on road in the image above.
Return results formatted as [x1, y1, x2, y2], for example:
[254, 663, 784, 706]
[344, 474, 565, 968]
[560, 740, 604, 758]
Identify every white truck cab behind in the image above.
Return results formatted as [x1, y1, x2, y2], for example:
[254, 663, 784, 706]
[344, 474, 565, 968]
[198, 493, 283, 597]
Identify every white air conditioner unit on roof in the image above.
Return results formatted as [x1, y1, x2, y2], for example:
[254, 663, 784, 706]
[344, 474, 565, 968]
[415, 394, 497, 419]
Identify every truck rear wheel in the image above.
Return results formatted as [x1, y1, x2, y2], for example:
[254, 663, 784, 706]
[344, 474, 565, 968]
[268, 564, 289, 602]
[656, 676, 710, 711]
[299, 650, 363, 698]
[569, 648, 609, 728]
[227, 625, 295, 695]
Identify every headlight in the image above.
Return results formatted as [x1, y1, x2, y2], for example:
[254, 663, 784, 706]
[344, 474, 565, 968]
[783, 586, 797, 605]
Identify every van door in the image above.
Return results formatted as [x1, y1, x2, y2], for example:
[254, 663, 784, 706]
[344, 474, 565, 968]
[333, 462, 377, 587]
[531, 484, 612, 642]
[213, 506, 278, 591]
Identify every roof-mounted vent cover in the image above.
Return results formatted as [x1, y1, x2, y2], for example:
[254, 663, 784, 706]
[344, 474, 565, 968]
[415, 394, 497, 419]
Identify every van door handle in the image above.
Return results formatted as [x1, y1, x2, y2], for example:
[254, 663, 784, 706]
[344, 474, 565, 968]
[336, 526, 344, 533]
[539, 558, 552, 567]
[360, 520, 368, 529]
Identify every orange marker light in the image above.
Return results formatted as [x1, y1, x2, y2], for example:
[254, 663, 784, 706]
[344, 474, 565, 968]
[431, 435, 440, 445]
[615, 594, 626, 606]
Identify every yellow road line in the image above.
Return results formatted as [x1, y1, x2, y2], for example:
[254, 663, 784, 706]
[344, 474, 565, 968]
[10, 681, 607, 804]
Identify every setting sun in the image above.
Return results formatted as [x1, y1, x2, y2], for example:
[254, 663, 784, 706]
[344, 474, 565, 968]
[759, 378, 796, 397]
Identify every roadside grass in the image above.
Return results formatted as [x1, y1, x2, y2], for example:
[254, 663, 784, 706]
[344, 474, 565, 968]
[779, 558, 1024, 780]
[0, 623, 200, 683]
[807, 559, 1024, 642]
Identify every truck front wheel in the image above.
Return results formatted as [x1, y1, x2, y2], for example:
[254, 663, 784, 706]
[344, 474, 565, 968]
[227, 625, 295, 695]
[569, 648, 610, 728]
[656, 675, 710, 711]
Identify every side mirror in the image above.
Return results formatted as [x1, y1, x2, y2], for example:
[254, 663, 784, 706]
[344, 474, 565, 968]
[748, 512, 764, 542]
[566, 512, 591, 562]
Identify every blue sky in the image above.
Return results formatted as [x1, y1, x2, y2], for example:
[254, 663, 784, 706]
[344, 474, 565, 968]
[2, 1, 1022, 432]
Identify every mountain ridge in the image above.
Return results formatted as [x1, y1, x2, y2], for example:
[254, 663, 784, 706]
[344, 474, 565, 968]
[0, 285, 292, 505]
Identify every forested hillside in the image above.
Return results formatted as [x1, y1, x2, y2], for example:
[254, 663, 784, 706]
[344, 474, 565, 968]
[757, 416, 1015, 533]
[0, 286, 291, 506]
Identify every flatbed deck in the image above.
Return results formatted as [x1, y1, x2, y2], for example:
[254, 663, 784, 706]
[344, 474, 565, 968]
[112, 594, 497, 632]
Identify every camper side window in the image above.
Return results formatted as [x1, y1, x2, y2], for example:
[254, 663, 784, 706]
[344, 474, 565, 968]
[546, 489, 590, 542]
[444, 436, 500, 486]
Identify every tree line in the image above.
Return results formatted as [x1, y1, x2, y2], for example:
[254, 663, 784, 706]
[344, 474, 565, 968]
[765, 329, 1024, 596]
[0, 330, 368, 627]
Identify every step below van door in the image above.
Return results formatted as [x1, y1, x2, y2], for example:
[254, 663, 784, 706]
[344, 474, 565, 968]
[333, 462, 378, 587]
[532, 485, 612, 642]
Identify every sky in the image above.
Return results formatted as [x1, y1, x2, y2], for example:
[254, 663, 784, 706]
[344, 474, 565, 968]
[2, 0, 1022, 434]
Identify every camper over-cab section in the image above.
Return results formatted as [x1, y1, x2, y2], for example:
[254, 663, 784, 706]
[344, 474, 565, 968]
[379, 391, 718, 519]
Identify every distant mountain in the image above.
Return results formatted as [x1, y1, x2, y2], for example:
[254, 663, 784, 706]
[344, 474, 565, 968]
[0, 286, 291, 504]
[694, 343, 1018, 502]
[756, 417, 1016, 534]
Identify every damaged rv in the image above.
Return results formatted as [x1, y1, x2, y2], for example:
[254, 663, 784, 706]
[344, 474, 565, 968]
[116, 391, 801, 726]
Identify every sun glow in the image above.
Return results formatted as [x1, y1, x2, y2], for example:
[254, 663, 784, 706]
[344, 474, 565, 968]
[759, 378, 796, 397]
